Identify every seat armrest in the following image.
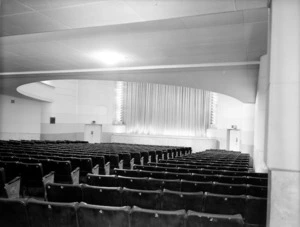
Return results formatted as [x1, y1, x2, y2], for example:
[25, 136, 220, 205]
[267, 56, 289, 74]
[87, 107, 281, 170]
[118, 160, 124, 169]
[43, 171, 55, 184]
[104, 162, 110, 175]
[140, 157, 144, 166]
[71, 167, 80, 184]
[5, 176, 21, 199]
[155, 154, 158, 163]
[130, 158, 135, 170]
[92, 164, 99, 175]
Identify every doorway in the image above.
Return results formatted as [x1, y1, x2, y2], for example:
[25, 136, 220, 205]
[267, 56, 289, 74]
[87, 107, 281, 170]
[84, 124, 102, 143]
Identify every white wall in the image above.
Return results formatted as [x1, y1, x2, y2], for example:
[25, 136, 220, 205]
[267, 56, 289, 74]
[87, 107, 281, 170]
[0, 94, 42, 140]
[40, 80, 118, 142]
[207, 93, 255, 155]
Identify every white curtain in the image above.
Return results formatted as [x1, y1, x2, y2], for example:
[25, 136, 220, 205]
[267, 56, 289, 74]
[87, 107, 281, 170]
[123, 82, 210, 137]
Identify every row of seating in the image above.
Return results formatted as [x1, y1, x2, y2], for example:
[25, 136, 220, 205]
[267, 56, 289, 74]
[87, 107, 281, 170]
[133, 165, 267, 180]
[87, 174, 267, 197]
[120, 168, 268, 186]
[45, 182, 266, 226]
[148, 162, 250, 172]
[0, 198, 245, 227]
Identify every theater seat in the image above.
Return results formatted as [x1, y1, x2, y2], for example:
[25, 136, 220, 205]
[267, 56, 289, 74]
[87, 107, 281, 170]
[212, 182, 247, 195]
[82, 185, 122, 206]
[119, 176, 149, 190]
[27, 198, 78, 227]
[122, 187, 161, 209]
[203, 192, 246, 216]
[87, 174, 119, 187]
[77, 202, 130, 227]
[246, 185, 268, 198]
[0, 167, 20, 198]
[148, 178, 181, 191]
[161, 189, 204, 212]
[186, 210, 244, 227]
[0, 198, 29, 227]
[181, 180, 213, 193]
[20, 163, 54, 197]
[244, 196, 267, 226]
[130, 206, 186, 227]
[114, 168, 141, 177]
[46, 182, 82, 202]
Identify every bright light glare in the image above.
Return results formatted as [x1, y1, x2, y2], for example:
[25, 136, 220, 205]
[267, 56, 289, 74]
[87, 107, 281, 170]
[90, 51, 126, 65]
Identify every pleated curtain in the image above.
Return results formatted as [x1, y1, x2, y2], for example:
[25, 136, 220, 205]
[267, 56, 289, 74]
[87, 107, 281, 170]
[123, 82, 210, 137]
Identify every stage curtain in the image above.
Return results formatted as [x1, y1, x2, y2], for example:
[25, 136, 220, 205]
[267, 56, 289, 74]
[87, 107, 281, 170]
[123, 82, 210, 137]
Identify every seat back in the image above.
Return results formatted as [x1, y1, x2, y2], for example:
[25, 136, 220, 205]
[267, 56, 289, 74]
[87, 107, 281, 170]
[212, 182, 247, 195]
[82, 185, 122, 206]
[114, 169, 141, 178]
[119, 176, 149, 190]
[203, 192, 246, 216]
[186, 210, 244, 227]
[77, 202, 130, 227]
[244, 196, 267, 225]
[53, 160, 73, 184]
[181, 180, 213, 192]
[27, 199, 78, 227]
[130, 206, 185, 227]
[246, 184, 268, 198]
[122, 188, 161, 209]
[0, 161, 21, 182]
[87, 174, 118, 187]
[161, 189, 204, 212]
[46, 183, 82, 202]
[0, 198, 29, 227]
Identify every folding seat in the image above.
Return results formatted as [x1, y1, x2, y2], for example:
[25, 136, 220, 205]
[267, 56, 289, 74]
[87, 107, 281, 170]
[130, 206, 186, 227]
[148, 151, 156, 163]
[212, 182, 247, 195]
[106, 154, 122, 172]
[0, 160, 21, 182]
[0, 167, 20, 198]
[76, 157, 99, 183]
[155, 150, 163, 161]
[0, 198, 29, 227]
[88, 155, 107, 174]
[244, 196, 267, 226]
[87, 174, 119, 187]
[192, 173, 218, 182]
[246, 176, 268, 186]
[141, 170, 166, 179]
[181, 180, 213, 193]
[53, 160, 80, 184]
[27, 198, 78, 227]
[77, 202, 130, 227]
[20, 162, 54, 197]
[114, 168, 141, 177]
[203, 192, 246, 216]
[140, 151, 150, 164]
[165, 172, 194, 181]
[161, 189, 204, 212]
[82, 185, 122, 206]
[247, 172, 268, 178]
[119, 153, 132, 169]
[148, 178, 181, 191]
[186, 210, 244, 227]
[122, 187, 161, 209]
[130, 152, 143, 166]
[246, 185, 268, 198]
[119, 176, 149, 190]
[46, 182, 82, 202]
[218, 175, 247, 184]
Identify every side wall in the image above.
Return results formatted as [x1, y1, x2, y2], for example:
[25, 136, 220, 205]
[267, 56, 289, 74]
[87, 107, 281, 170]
[207, 94, 255, 155]
[40, 80, 117, 142]
[0, 94, 42, 140]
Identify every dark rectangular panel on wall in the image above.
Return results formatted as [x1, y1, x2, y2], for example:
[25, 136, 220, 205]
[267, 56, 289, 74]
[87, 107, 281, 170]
[50, 117, 56, 124]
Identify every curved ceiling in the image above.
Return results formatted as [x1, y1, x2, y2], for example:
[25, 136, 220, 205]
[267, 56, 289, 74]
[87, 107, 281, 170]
[0, 0, 269, 103]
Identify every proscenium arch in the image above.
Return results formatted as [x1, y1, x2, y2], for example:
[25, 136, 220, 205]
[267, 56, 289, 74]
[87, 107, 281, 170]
[1, 62, 259, 104]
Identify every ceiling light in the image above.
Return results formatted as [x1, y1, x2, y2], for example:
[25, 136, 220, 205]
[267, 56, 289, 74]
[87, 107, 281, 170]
[90, 51, 127, 65]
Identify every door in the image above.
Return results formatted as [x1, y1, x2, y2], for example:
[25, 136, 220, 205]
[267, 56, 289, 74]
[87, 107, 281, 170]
[84, 124, 102, 143]
[228, 129, 241, 151]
